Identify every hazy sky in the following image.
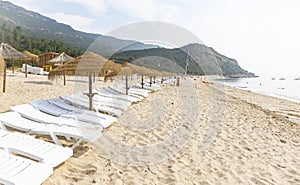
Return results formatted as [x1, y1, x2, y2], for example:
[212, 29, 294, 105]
[8, 0, 300, 76]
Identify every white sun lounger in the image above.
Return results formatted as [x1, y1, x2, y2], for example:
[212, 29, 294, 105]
[0, 148, 53, 185]
[31, 99, 115, 128]
[47, 98, 117, 128]
[103, 87, 144, 101]
[47, 98, 84, 114]
[108, 85, 146, 99]
[75, 92, 130, 110]
[60, 94, 123, 117]
[0, 130, 73, 167]
[30, 99, 73, 117]
[117, 84, 150, 97]
[10, 104, 78, 128]
[93, 94, 132, 106]
[0, 112, 102, 149]
[96, 87, 141, 103]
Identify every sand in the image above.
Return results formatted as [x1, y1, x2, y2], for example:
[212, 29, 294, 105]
[0, 71, 299, 185]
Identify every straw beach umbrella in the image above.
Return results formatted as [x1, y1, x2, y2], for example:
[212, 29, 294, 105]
[0, 43, 30, 92]
[22, 51, 39, 62]
[120, 62, 167, 88]
[47, 52, 73, 65]
[47, 52, 74, 85]
[0, 55, 4, 78]
[22, 51, 39, 78]
[48, 52, 122, 80]
[48, 52, 122, 110]
[0, 43, 29, 60]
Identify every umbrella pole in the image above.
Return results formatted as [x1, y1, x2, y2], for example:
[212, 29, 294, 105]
[3, 63, 6, 93]
[125, 74, 128, 95]
[25, 64, 28, 78]
[141, 74, 144, 89]
[63, 72, 66, 86]
[89, 72, 93, 110]
[12, 61, 14, 74]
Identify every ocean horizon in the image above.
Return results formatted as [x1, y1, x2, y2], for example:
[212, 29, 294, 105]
[214, 75, 300, 103]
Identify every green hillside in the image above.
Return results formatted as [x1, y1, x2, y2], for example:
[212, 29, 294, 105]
[0, 25, 83, 56]
[111, 43, 255, 77]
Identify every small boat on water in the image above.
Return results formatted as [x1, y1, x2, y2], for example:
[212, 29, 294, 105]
[279, 77, 286, 80]
[294, 77, 300, 80]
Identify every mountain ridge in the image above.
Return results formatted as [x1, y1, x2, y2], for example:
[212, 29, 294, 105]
[111, 43, 256, 77]
[0, 0, 157, 53]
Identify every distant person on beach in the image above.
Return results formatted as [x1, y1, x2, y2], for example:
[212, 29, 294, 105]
[176, 77, 180, 86]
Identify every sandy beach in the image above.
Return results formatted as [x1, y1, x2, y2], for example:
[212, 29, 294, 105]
[0, 71, 299, 185]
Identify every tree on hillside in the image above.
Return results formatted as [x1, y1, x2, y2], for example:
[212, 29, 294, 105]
[0, 25, 83, 57]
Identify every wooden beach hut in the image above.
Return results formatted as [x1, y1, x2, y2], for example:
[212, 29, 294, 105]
[38, 52, 59, 67]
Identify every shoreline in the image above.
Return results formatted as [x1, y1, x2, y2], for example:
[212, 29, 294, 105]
[211, 75, 300, 104]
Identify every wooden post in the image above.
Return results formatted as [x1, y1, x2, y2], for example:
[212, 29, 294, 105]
[25, 63, 28, 78]
[93, 72, 96, 83]
[125, 74, 128, 95]
[110, 76, 113, 82]
[141, 74, 144, 89]
[63, 72, 66, 86]
[150, 76, 152, 87]
[84, 71, 97, 111]
[12, 61, 14, 74]
[153, 76, 156, 84]
[3, 63, 6, 93]
[88, 71, 93, 110]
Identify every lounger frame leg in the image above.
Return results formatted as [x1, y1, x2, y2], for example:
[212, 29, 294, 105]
[71, 138, 83, 150]
[50, 132, 63, 146]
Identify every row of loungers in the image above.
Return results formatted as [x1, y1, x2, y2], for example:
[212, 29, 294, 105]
[0, 80, 174, 185]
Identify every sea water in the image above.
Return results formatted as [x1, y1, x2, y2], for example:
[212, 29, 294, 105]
[214, 76, 300, 103]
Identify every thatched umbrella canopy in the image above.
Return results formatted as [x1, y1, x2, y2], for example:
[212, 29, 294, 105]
[0, 43, 30, 60]
[22, 51, 39, 78]
[48, 51, 122, 79]
[100, 59, 122, 77]
[0, 43, 30, 92]
[0, 55, 4, 76]
[22, 51, 39, 62]
[120, 62, 165, 77]
[47, 52, 73, 65]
